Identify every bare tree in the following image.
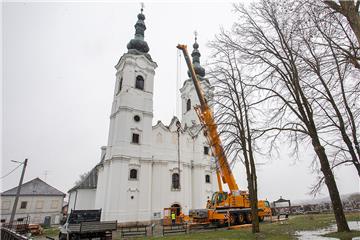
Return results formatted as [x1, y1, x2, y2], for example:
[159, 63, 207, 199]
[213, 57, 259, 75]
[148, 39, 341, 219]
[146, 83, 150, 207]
[74, 171, 89, 185]
[209, 43, 260, 233]
[295, 2, 360, 176]
[324, 0, 360, 45]
[320, 0, 360, 69]
[211, 0, 350, 232]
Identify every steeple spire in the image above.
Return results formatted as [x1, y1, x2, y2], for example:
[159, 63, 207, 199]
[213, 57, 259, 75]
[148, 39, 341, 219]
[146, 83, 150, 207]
[127, 5, 150, 54]
[188, 31, 205, 78]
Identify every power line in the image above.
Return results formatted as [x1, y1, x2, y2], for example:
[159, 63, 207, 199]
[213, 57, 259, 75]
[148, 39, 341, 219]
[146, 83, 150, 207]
[0, 163, 23, 179]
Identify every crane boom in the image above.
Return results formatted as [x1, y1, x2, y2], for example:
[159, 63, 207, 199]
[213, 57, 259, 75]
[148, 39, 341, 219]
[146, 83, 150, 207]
[177, 44, 239, 192]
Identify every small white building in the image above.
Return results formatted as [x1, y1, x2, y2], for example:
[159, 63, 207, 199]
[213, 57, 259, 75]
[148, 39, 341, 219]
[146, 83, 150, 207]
[68, 9, 218, 224]
[1, 178, 65, 224]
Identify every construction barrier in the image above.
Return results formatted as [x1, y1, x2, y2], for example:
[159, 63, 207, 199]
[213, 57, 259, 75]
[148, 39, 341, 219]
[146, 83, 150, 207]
[162, 223, 187, 236]
[120, 225, 148, 238]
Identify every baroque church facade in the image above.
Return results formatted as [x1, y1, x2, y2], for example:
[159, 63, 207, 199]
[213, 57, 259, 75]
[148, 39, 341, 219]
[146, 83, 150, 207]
[67, 9, 218, 223]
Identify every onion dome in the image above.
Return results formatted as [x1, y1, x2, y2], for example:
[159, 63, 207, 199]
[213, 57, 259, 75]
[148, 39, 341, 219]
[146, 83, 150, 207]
[127, 8, 149, 54]
[188, 34, 205, 78]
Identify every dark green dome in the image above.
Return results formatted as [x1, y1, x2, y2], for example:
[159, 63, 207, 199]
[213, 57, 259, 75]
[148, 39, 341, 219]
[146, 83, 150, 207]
[188, 36, 205, 77]
[127, 10, 149, 53]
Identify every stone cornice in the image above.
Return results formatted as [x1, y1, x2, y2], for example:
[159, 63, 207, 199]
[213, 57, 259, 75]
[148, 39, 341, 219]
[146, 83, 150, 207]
[101, 156, 211, 169]
[110, 106, 153, 118]
[115, 53, 157, 74]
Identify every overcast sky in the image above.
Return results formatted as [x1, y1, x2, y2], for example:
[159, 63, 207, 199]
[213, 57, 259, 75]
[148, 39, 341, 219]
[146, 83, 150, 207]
[2, 1, 359, 203]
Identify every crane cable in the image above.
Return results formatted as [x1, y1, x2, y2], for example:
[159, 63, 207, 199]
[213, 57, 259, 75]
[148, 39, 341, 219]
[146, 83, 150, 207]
[176, 49, 182, 182]
[176, 49, 182, 118]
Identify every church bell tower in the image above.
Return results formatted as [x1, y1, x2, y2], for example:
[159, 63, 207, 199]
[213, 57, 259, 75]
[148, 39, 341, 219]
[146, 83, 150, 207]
[96, 7, 158, 222]
[180, 35, 213, 127]
[106, 8, 157, 161]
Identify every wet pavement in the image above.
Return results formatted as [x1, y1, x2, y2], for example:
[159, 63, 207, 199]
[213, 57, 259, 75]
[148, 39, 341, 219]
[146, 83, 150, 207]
[296, 221, 360, 240]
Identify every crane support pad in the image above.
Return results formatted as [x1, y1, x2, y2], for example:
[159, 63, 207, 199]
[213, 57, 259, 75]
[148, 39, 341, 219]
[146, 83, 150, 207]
[189, 209, 208, 218]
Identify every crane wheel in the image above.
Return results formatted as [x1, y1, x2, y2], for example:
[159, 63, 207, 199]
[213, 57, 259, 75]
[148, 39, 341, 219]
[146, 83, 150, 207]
[238, 213, 245, 224]
[229, 214, 237, 226]
[259, 216, 264, 222]
[245, 213, 252, 224]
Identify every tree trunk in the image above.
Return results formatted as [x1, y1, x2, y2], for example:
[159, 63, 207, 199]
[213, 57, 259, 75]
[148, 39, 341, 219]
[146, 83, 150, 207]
[324, 0, 360, 46]
[340, 0, 360, 46]
[312, 137, 350, 232]
[244, 157, 259, 233]
[250, 168, 259, 233]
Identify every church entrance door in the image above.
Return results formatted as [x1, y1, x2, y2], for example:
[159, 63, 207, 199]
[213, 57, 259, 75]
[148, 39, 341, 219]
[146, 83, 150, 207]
[171, 203, 181, 216]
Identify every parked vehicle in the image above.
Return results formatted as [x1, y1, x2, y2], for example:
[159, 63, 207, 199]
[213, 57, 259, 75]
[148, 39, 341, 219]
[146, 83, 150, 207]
[59, 209, 117, 240]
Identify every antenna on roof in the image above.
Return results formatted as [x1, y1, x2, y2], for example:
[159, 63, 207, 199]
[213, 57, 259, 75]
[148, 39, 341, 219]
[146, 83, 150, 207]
[43, 170, 50, 181]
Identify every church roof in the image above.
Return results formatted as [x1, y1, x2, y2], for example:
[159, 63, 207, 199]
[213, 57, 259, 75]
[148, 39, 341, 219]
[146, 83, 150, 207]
[68, 167, 98, 193]
[153, 120, 169, 131]
[126, 7, 152, 61]
[1, 178, 65, 197]
[153, 116, 183, 133]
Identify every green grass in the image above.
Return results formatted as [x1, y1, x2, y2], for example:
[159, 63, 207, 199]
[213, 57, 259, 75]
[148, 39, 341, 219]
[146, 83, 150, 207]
[345, 212, 360, 221]
[35, 212, 360, 239]
[42, 227, 60, 237]
[119, 212, 360, 240]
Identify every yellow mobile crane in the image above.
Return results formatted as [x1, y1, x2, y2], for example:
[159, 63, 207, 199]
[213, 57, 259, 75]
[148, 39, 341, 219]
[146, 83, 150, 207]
[177, 44, 271, 225]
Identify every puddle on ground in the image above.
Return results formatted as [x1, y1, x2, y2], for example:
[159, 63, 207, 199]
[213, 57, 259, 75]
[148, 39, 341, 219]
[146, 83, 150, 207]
[296, 221, 360, 240]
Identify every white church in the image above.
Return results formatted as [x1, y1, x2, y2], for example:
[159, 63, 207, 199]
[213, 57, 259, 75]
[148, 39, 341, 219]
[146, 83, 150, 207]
[67, 9, 218, 224]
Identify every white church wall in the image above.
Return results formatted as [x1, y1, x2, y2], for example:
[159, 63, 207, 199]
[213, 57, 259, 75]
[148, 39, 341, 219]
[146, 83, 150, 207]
[76, 189, 96, 210]
[94, 165, 106, 211]
[84, 12, 219, 223]
[103, 160, 129, 221]
[150, 162, 167, 219]
[68, 191, 76, 212]
[67, 189, 96, 212]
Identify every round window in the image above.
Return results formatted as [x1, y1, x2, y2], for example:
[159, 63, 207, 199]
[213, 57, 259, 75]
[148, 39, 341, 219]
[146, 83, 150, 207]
[134, 115, 141, 122]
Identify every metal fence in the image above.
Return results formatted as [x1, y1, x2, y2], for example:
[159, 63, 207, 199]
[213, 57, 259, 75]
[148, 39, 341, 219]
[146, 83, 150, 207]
[1, 217, 30, 235]
[0, 227, 28, 240]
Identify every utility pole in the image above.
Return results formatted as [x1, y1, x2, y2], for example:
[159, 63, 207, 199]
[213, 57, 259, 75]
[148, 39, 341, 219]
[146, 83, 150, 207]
[9, 158, 28, 225]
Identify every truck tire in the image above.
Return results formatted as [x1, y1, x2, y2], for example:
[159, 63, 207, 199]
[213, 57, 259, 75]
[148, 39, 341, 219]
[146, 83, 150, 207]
[259, 216, 264, 222]
[238, 213, 245, 224]
[70, 234, 80, 240]
[229, 213, 237, 226]
[59, 233, 67, 240]
[245, 213, 252, 224]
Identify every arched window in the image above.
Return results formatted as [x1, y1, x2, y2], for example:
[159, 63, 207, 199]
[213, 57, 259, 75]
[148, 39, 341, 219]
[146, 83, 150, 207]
[205, 174, 210, 183]
[116, 77, 123, 95]
[129, 169, 138, 180]
[186, 99, 191, 111]
[135, 75, 144, 90]
[172, 173, 180, 189]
